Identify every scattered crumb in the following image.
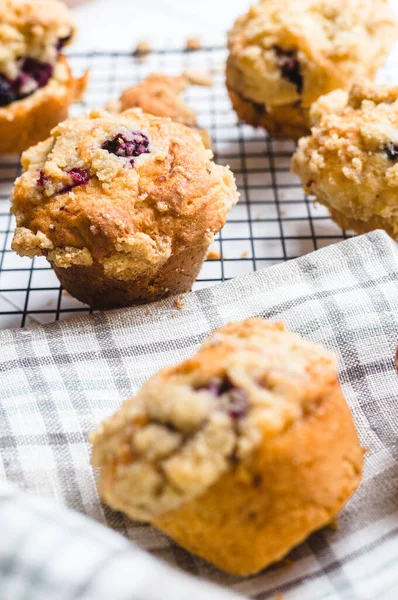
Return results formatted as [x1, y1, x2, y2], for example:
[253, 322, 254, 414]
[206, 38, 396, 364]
[328, 517, 339, 531]
[212, 64, 225, 74]
[199, 129, 213, 150]
[255, 214, 262, 220]
[105, 99, 121, 114]
[145, 308, 151, 316]
[134, 41, 152, 59]
[241, 250, 249, 258]
[186, 37, 202, 51]
[362, 446, 370, 454]
[183, 68, 213, 87]
[280, 559, 294, 568]
[275, 594, 283, 600]
[207, 249, 221, 260]
[62, 289, 70, 296]
[172, 313, 178, 318]
[174, 296, 185, 310]
[280, 210, 287, 217]
[27, 315, 41, 325]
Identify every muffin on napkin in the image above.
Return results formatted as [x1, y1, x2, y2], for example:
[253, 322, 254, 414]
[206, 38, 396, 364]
[90, 319, 363, 575]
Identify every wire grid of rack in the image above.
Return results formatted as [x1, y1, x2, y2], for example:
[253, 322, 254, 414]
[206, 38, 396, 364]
[0, 45, 396, 329]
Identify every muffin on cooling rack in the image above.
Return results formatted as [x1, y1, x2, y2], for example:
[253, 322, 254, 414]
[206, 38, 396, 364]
[226, 0, 397, 139]
[292, 81, 398, 239]
[11, 108, 238, 309]
[0, 0, 87, 155]
[108, 73, 212, 148]
[90, 319, 363, 575]
[111, 74, 198, 127]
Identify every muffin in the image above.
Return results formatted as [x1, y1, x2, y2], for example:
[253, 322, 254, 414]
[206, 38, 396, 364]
[11, 108, 238, 309]
[109, 73, 212, 148]
[226, 0, 397, 139]
[111, 74, 197, 128]
[292, 81, 398, 238]
[0, 0, 87, 155]
[90, 319, 363, 575]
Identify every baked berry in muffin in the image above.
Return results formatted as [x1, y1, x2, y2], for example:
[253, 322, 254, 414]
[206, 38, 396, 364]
[11, 108, 238, 309]
[0, 0, 87, 154]
[90, 319, 363, 575]
[292, 81, 398, 239]
[226, 0, 397, 139]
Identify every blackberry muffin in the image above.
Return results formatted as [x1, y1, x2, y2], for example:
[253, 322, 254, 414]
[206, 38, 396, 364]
[90, 319, 363, 575]
[11, 108, 238, 309]
[0, 0, 87, 155]
[292, 81, 398, 238]
[226, 0, 397, 139]
[109, 73, 212, 148]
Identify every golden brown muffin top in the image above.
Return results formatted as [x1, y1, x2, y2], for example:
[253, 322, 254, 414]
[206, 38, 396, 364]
[11, 108, 237, 280]
[292, 81, 398, 233]
[0, 0, 76, 80]
[116, 74, 197, 128]
[227, 0, 397, 108]
[90, 319, 337, 520]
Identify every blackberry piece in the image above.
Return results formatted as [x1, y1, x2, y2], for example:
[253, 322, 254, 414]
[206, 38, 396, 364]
[60, 168, 90, 194]
[102, 131, 150, 166]
[274, 46, 303, 94]
[0, 74, 17, 107]
[385, 142, 398, 161]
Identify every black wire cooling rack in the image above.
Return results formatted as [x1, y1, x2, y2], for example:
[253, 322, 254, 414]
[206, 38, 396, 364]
[4, 45, 395, 329]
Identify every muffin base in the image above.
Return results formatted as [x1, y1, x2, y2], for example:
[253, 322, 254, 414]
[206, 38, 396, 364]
[0, 56, 87, 155]
[152, 380, 363, 576]
[52, 244, 210, 310]
[326, 205, 397, 240]
[227, 86, 310, 140]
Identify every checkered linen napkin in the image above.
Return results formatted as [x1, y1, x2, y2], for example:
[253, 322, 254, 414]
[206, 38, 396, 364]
[0, 229, 397, 600]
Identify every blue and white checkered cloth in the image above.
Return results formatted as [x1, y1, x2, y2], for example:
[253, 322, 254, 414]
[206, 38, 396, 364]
[0, 230, 397, 600]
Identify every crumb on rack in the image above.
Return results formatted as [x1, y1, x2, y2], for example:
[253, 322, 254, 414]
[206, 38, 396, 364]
[186, 37, 202, 51]
[207, 248, 221, 260]
[62, 289, 70, 296]
[183, 68, 214, 87]
[280, 210, 287, 217]
[212, 64, 226, 74]
[275, 593, 284, 600]
[145, 308, 151, 316]
[241, 250, 249, 258]
[27, 315, 41, 325]
[174, 296, 185, 310]
[134, 41, 152, 58]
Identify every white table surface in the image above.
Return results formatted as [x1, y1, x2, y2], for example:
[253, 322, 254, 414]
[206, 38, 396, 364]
[72, 0, 252, 52]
